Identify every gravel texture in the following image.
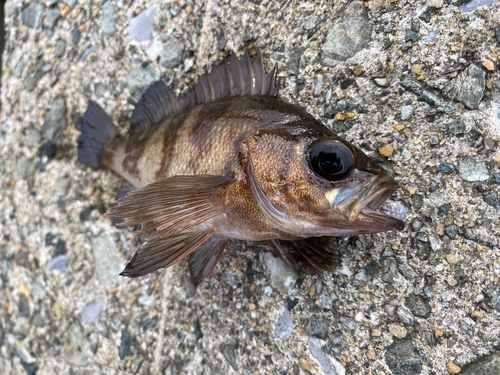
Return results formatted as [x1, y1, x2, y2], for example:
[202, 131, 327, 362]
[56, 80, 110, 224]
[1, 0, 500, 374]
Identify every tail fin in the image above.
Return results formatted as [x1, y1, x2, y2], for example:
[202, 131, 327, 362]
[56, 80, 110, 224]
[77, 101, 119, 169]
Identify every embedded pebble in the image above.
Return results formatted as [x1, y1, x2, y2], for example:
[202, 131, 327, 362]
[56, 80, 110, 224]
[385, 337, 422, 375]
[161, 38, 184, 69]
[62, 323, 89, 366]
[275, 308, 294, 340]
[146, 40, 163, 61]
[126, 64, 160, 96]
[321, 1, 372, 66]
[401, 105, 414, 120]
[129, 4, 158, 42]
[461, 0, 493, 13]
[483, 193, 500, 210]
[23, 3, 45, 29]
[305, 318, 330, 339]
[81, 297, 104, 324]
[101, 1, 117, 38]
[46, 254, 69, 275]
[458, 158, 489, 182]
[259, 252, 298, 295]
[444, 64, 485, 110]
[405, 293, 431, 318]
[42, 98, 66, 143]
[308, 337, 344, 375]
[447, 361, 461, 374]
[91, 233, 121, 286]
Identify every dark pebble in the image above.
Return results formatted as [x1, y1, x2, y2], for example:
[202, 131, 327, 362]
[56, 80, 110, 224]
[445, 225, 456, 239]
[461, 351, 500, 375]
[194, 320, 203, 340]
[221, 345, 238, 371]
[469, 128, 481, 142]
[483, 193, 500, 210]
[19, 294, 30, 316]
[304, 318, 329, 340]
[419, 11, 431, 23]
[340, 78, 353, 90]
[67, 48, 78, 61]
[448, 122, 466, 136]
[273, 44, 285, 52]
[411, 22, 420, 33]
[54, 239, 66, 256]
[437, 162, 455, 174]
[366, 260, 379, 275]
[42, 98, 66, 143]
[405, 293, 431, 318]
[182, 274, 196, 297]
[324, 106, 336, 119]
[411, 194, 424, 210]
[20, 360, 38, 375]
[405, 30, 420, 42]
[140, 317, 157, 332]
[45, 232, 56, 246]
[437, 203, 452, 217]
[43, 9, 60, 36]
[39, 141, 56, 166]
[286, 299, 299, 312]
[118, 328, 133, 360]
[428, 181, 439, 193]
[398, 262, 417, 280]
[72, 24, 81, 44]
[22, 2, 45, 29]
[323, 340, 333, 354]
[429, 135, 439, 146]
[385, 336, 423, 375]
[495, 25, 500, 44]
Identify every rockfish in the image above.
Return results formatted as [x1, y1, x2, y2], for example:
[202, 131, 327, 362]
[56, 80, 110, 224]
[77, 50, 404, 284]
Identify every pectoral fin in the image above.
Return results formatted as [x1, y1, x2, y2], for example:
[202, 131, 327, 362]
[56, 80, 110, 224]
[267, 237, 342, 275]
[120, 227, 214, 277]
[107, 175, 234, 238]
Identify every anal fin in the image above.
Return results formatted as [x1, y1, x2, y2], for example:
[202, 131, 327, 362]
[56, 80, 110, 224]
[187, 236, 227, 285]
[267, 237, 342, 275]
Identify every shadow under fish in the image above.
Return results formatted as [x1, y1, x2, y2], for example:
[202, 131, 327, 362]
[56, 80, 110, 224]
[77, 50, 405, 285]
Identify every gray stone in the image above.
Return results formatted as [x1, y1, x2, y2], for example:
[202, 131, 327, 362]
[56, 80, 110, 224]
[484, 136, 496, 150]
[321, 1, 372, 66]
[101, 1, 117, 38]
[448, 122, 466, 136]
[221, 345, 238, 371]
[129, 4, 158, 42]
[397, 306, 414, 326]
[305, 318, 329, 339]
[46, 254, 69, 275]
[411, 194, 424, 210]
[43, 98, 66, 143]
[16, 339, 36, 364]
[161, 38, 184, 69]
[13, 61, 25, 78]
[445, 225, 456, 239]
[424, 29, 438, 44]
[62, 323, 89, 366]
[437, 162, 455, 174]
[429, 135, 439, 146]
[483, 193, 500, 210]
[81, 297, 104, 324]
[80, 46, 98, 62]
[412, 220, 423, 231]
[405, 30, 420, 42]
[275, 308, 294, 340]
[461, 0, 493, 13]
[339, 316, 357, 331]
[374, 77, 391, 87]
[444, 64, 485, 110]
[126, 64, 159, 96]
[313, 74, 324, 97]
[72, 24, 81, 44]
[43, 9, 60, 36]
[458, 158, 489, 182]
[259, 252, 298, 295]
[55, 39, 67, 58]
[118, 328, 133, 360]
[437, 203, 452, 216]
[182, 274, 196, 297]
[401, 105, 414, 120]
[16, 156, 36, 180]
[398, 262, 417, 280]
[353, 270, 370, 286]
[23, 3, 45, 29]
[91, 233, 121, 286]
[308, 337, 343, 375]
[385, 337, 423, 375]
[405, 293, 431, 318]
[461, 351, 500, 375]
[55, 176, 71, 197]
[304, 15, 318, 30]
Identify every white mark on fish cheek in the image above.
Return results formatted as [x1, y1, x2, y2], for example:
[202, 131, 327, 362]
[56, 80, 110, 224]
[325, 188, 340, 208]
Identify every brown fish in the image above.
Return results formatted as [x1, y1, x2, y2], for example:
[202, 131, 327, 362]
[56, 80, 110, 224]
[77, 50, 404, 284]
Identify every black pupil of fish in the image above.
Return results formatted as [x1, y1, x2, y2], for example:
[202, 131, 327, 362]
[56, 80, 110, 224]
[319, 152, 343, 175]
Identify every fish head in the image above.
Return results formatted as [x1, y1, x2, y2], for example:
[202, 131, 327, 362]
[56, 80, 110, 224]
[246, 129, 405, 237]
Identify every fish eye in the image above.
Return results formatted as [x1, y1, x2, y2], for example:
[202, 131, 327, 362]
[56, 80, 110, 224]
[309, 139, 354, 181]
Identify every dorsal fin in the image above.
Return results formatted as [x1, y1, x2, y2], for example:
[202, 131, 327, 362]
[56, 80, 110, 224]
[129, 49, 281, 135]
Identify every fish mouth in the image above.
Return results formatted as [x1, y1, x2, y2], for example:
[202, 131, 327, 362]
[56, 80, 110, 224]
[356, 178, 405, 231]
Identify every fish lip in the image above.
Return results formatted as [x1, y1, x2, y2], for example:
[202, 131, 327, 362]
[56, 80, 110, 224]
[358, 179, 405, 230]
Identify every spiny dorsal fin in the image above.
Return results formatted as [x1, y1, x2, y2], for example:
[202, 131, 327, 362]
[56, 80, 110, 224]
[129, 49, 281, 135]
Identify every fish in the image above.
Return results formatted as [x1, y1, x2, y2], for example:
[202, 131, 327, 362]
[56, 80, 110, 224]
[77, 49, 404, 285]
